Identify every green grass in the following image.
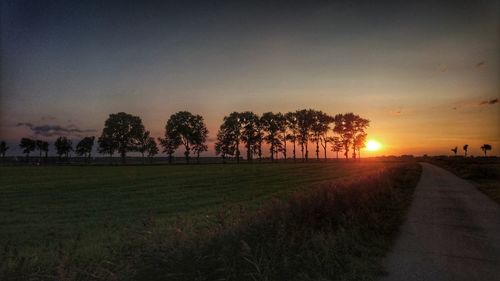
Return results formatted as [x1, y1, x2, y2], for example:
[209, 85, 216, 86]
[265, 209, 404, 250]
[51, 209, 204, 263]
[0, 162, 387, 278]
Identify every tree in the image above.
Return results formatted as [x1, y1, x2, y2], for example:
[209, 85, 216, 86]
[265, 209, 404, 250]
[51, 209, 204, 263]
[463, 144, 469, 157]
[331, 136, 343, 160]
[159, 134, 180, 164]
[285, 112, 299, 161]
[353, 132, 367, 160]
[295, 109, 314, 161]
[55, 137, 73, 160]
[480, 144, 492, 157]
[99, 112, 145, 163]
[311, 110, 333, 160]
[239, 111, 260, 162]
[0, 140, 9, 159]
[261, 112, 283, 162]
[162, 111, 208, 164]
[146, 137, 159, 163]
[137, 131, 153, 162]
[19, 138, 36, 157]
[333, 113, 370, 160]
[76, 136, 95, 162]
[451, 147, 458, 156]
[35, 140, 49, 159]
[215, 112, 241, 163]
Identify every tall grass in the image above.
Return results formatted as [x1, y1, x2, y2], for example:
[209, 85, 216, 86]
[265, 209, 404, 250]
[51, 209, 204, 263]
[123, 163, 421, 281]
[2, 163, 421, 280]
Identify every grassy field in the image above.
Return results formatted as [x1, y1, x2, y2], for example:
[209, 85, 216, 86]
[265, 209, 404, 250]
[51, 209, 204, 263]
[0, 162, 394, 277]
[0, 161, 418, 280]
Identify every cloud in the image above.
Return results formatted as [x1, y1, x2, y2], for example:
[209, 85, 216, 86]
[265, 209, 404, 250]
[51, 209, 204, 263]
[479, 98, 498, 105]
[16, 122, 96, 137]
[475, 61, 485, 68]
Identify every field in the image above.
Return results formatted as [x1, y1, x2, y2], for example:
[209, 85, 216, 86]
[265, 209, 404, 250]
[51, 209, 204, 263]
[0, 161, 420, 280]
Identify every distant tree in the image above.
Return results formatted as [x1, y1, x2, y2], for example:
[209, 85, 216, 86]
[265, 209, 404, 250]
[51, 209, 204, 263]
[137, 131, 153, 162]
[162, 111, 208, 164]
[295, 109, 314, 161]
[285, 112, 299, 161]
[353, 132, 367, 159]
[331, 136, 343, 160]
[55, 137, 73, 160]
[451, 146, 458, 156]
[76, 136, 95, 162]
[215, 112, 241, 163]
[261, 112, 283, 162]
[480, 144, 492, 157]
[311, 110, 333, 160]
[35, 140, 49, 159]
[159, 134, 180, 164]
[463, 144, 469, 157]
[0, 140, 9, 159]
[146, 137, 159, 163]
[98, 134, 117, 159]
[254, 119, 264, 161]
[99, 112, 145, 163]
[239, 111, 260, 162]
[19, 138, 36, 157]
[333, 113, 370, 160]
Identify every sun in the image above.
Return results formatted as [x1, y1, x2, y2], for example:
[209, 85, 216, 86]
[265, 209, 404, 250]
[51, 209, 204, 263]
[366, 139, 382, 151]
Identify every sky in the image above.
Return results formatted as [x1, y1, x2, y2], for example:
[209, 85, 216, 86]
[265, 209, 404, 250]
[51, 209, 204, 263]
[1, 0, 499, 157]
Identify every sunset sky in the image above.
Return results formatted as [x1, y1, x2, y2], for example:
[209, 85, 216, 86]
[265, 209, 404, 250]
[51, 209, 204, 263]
[1, 0, 499, 157]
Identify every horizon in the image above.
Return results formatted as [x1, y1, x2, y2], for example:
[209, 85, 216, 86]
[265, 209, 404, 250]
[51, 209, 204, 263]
[1, 0, 499, 157]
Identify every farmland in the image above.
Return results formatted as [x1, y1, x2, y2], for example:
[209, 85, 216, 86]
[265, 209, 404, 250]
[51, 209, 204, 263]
[0, 161, 420, 280]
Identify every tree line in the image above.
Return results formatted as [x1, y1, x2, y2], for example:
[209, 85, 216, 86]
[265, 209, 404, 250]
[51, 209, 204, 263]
[1, 110, 493, 163]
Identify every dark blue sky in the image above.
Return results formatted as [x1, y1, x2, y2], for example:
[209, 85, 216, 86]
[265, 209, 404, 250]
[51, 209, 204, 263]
[1, 0, 499, 156]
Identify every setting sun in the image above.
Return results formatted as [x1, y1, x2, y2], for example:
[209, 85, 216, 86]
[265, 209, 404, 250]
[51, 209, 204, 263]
[366, 140, 382, 151]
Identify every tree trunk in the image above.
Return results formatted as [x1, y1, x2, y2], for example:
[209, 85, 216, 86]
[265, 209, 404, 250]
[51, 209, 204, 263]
[270, 143, 274, 162]
[293, 140, 296, 162]
[236, 141, 240, 164]
[316, 140, 319, 160]
[283, 135, 287, 160]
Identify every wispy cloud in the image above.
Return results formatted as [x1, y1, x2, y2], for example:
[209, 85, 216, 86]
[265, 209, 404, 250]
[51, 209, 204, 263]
[16, 123, 96, 137]
[479, 98, 498, 105]
[475, 61, 485, 69]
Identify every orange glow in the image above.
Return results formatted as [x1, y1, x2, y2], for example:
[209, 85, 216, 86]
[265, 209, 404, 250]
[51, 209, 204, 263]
[366, 139, 382, 151]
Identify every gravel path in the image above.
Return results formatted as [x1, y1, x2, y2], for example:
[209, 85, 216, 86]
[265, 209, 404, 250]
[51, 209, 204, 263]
[380, 162, 500, 281]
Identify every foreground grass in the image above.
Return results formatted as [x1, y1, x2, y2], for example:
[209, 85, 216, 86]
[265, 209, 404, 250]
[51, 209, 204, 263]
[1, 161, 421, 281]
[426, 157, 500, 203]
[1, 162, 387, 279]
[124, 163, 422, 281]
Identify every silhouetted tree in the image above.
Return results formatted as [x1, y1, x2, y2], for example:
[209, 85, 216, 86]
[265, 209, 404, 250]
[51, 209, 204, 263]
[285, 112, 299, 161]
[137, 131, 153, 162]
[163, 111, 208, 164]
[333, 113, 370, 160]
[192, 116, 209, 163]
[35, 140, 49, 159]
[159, 134, 180, 164]
[353, 132, 367, 160]
[55, 137, 73, 160]
[0, 141, 8, 159]
[146, 137, 159, 163]
[480, 144, 492, 157]
[451, 146, 458, 156]
[215, 128, 236, 163]
[331, 136, 343, 160]
[76, 136, 95, 162]
[239, 111, 260, 162]
[99, 112, 145, 163]
[296, 109, 314, 161]
[254, 119, 264, 161]
[311, 110, 333, 160]
[463, 144, 469, 157]
[215, 113, 241, 163]
[261, 112, 283, 162]
[19, 138, 36, 158]
[98, 135, 117, 160]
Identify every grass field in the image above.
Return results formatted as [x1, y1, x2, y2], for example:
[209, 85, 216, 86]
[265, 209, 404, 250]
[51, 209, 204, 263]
[0, 162, 393, 277]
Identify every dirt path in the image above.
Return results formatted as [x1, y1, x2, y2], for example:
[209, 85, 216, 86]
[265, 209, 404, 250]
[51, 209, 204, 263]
[380, 162, 500, 281]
